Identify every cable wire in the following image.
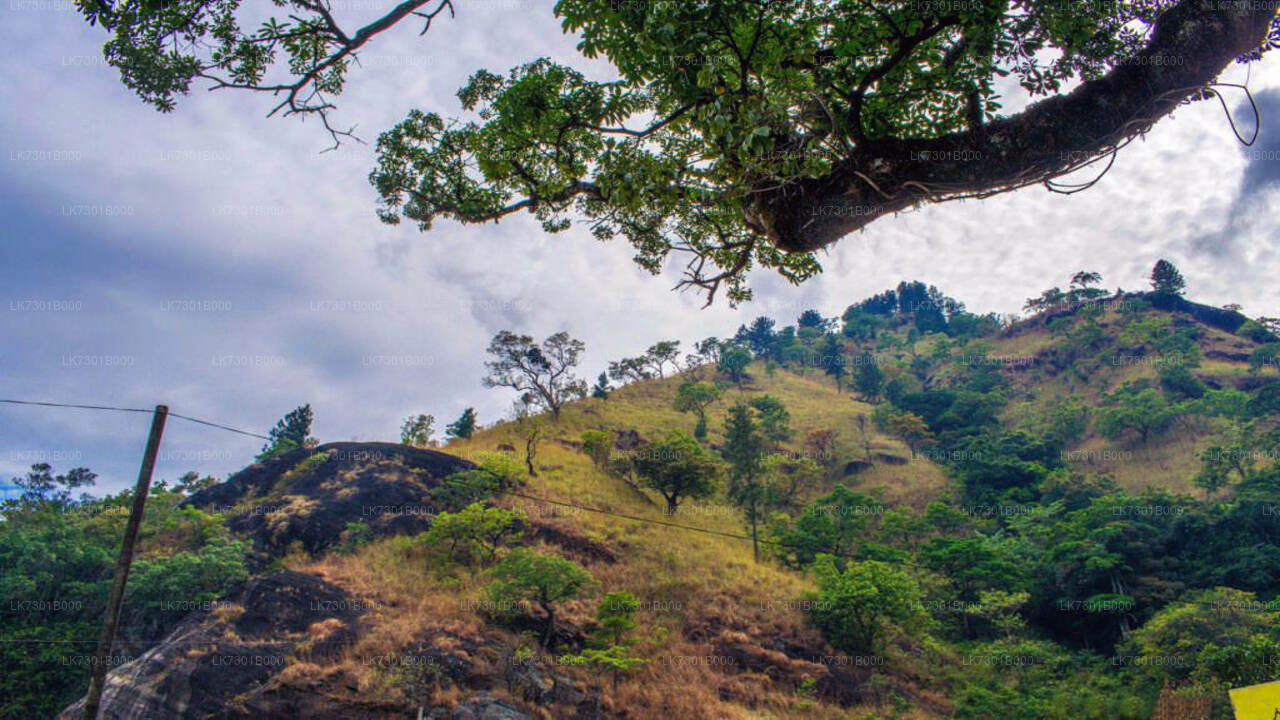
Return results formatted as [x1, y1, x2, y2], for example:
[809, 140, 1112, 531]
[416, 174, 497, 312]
[1, 398, 270, 440]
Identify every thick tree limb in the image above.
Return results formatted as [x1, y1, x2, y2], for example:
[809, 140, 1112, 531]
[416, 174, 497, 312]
[746, 0, 1278, 254]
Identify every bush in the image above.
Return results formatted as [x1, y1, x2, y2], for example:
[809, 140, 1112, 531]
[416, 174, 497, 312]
[420, 502, 524, 566]
[432, 470, 501, 512]
[1159, 365, 1205, 401]
[1238, 320, 1276, 343]
[1248, 343, 1280, 372]
[1120, 587, 1279, 684]
[488, 548, 593, 648]
[127, 536, 249, 634]
[580, 430, 611, 466]
[808, 555, 925, 654]
[1249, 382, 1280, 417]
[337, 520, 373, 554]
[476, 452, 526, 490]
[288, 450, 334, 477]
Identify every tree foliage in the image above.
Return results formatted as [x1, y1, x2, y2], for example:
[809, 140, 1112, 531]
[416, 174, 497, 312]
[445, 407, 478, 440]
[400, 413, 435, 447]
[77, 0, 1280, 302]
[489, 548, 593, 648]
[421, 502, 524, 566]
[1150, 259, 1187, 297]
[632, 432, 722, 515]
[482, 331, 587, 419]
[259, 404, 316, 459]
[673, 378, 722, 439]
[808, 555, 925, 654]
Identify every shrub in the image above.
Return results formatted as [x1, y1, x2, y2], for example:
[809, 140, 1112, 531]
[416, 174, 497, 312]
[432, 470, 501, 512]
[488, 548, 593, 648]
[288, 450, 334, 477]
[337, 520, 373, 554]
[476, 451, 526, 490]
[420, 502, 524, 566]
[580, 430, 611, 466]
[808, 555, 925, 654]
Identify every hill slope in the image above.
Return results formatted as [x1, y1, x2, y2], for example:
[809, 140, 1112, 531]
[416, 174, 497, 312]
[50, 281, 1280, 720]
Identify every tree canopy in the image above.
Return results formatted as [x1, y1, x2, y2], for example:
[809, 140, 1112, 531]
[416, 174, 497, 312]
[482, 331, 587, 419]
[74, 0, 1280, 303]
[259, 404, 316, 459]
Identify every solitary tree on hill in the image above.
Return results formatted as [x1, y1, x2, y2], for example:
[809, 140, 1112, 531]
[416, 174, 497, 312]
[445, 407, 477, 440]
[642, 341, 682, 378]
[489, 548, 593, 649]
[259, 404, 316, 459]
[673, 379, 722, 440]
[482, 331, 587, 420]
[1150, 259, 1187, 298]
[400, 413, 435, 447]
[632, 432, 722, 516]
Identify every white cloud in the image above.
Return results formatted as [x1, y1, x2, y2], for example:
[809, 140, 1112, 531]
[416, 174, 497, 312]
[1, 5, 1277, 490]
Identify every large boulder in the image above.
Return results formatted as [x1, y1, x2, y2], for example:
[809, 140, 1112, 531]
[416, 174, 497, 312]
[185, 442, 473, 556]
[60, 571, 366, 719]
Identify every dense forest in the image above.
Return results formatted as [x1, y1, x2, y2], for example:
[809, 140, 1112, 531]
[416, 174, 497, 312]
[6, 262, 1280, 719]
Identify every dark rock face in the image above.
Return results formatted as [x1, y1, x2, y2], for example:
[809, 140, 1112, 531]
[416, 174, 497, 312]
[613, 429, 647, 451]
[842, 460, 874, 476]
[1144, 292, 1252, 335]
[59, 571, 365, 720]
[870, 452, 908, 466]
[185, 442, 473, 556]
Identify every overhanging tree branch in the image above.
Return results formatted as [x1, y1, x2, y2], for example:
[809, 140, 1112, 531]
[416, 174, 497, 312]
[747, 0, 1277, 254]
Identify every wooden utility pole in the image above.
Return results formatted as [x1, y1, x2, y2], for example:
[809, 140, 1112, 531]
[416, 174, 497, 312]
[82, 404, 168, 720]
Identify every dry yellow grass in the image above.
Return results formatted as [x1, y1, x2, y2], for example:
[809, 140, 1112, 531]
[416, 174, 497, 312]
[274, 362, 962, 717]
[276, 304, 1269, 715]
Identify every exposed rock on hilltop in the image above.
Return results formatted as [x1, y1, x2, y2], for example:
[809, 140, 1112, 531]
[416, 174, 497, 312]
[186, 441, 473, 556]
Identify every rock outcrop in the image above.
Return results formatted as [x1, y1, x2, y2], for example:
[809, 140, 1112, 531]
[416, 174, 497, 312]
[60, 571, 366, 719]
[185, 441, 473, 556]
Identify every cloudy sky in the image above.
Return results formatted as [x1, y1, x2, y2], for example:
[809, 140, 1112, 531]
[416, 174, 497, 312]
[1, 2, 1277, 493]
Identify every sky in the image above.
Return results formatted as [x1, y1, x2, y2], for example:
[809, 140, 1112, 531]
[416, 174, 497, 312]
[1, 2, 1278, 494]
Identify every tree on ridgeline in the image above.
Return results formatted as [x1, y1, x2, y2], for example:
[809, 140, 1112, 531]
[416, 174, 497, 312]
[1150, 259, 1187, 298]
[591, 372, 611, 399]
[445, 407, 477, 440]
[482, 331, 587, 420]
[259, 404, 316, 459]
[400, 413, 435, 447]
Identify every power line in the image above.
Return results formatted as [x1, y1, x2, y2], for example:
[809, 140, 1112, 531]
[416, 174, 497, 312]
[0, 398, 152, 414]
[0, 398, 270, 440]
[167, 412, 269, 441]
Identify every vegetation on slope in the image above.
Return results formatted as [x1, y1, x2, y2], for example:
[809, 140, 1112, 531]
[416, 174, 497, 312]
[7, 261, 1280, 719]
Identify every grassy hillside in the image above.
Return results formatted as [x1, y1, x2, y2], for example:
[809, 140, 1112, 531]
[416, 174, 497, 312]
[278, 288, 1278, 717]
[288, 365, 959, 718]
[14, 274, 1280, 720]
[282, 285, 1280, 719]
